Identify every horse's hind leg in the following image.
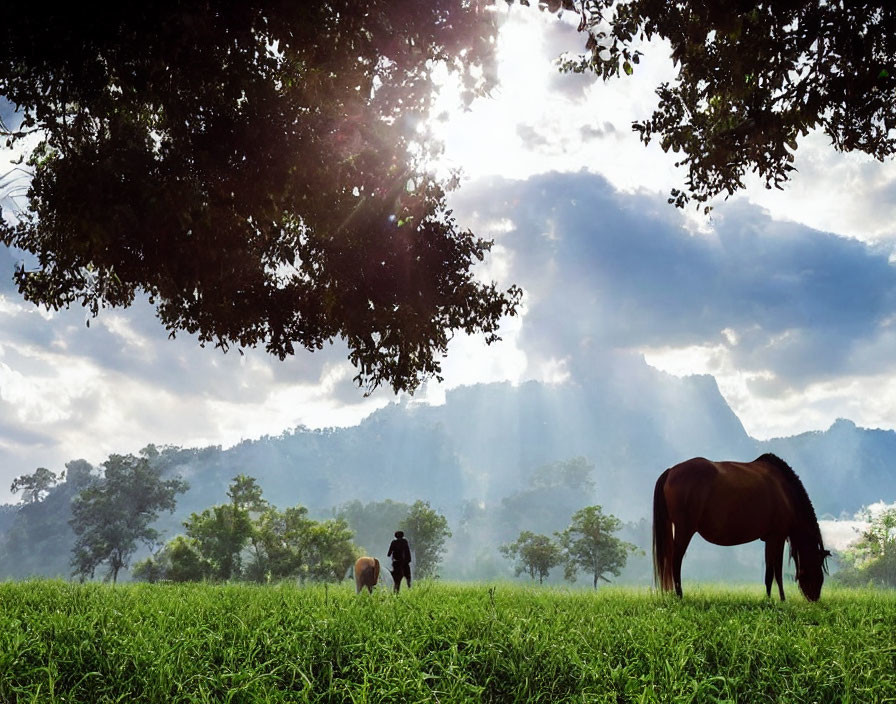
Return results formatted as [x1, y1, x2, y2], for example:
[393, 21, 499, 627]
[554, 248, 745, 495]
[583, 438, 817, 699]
[672, 528, 694, 598]
[763, 540, 774, 597]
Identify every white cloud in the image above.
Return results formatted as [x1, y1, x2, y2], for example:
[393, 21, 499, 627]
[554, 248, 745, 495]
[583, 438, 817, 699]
[818, 501, 896, 551]
[739, 131, 896, 246]
[818, 519, 866, 551]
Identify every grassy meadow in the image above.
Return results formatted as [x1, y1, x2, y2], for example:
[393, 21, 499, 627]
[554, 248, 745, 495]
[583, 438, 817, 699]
[0, 580, 894, 703]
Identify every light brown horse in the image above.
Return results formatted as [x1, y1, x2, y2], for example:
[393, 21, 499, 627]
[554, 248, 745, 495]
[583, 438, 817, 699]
[354, 556, 380, 594]
[653, 453, 831, 601]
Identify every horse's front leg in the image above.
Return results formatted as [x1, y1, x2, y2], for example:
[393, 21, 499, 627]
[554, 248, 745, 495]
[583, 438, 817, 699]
[765, 538, 786, 601]
[763, 540, 774, 597]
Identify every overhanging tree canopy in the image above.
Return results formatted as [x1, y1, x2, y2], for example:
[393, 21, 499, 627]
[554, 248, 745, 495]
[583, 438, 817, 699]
[3, 1, 895, 391]
[550, 0, 896, 209]
[0, 2, 519, 393]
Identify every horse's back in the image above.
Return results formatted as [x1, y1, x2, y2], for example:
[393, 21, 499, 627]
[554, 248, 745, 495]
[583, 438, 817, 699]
[663, 456, 790, 545]
[663, 457, 720, 508]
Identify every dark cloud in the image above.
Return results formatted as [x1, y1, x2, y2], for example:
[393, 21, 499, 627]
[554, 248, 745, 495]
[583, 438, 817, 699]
[516, 123, 551, 147]
[0, 98, 23, 131]
[0, 246, 21, 294]
[580, 122, 616, 141]
[451, 170, 896, 391]
[0, 411, 55, 449]
[534, 12, 595, 100]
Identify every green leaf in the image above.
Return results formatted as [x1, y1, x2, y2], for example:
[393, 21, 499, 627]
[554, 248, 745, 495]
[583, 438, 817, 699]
[622, 60, 633, 76]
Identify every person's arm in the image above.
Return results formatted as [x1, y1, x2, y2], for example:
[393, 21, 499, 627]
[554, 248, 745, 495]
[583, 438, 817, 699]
[387, 541, 394, 558]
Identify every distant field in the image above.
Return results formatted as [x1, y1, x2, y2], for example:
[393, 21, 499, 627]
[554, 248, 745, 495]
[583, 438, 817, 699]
[0, 580, 894, 703]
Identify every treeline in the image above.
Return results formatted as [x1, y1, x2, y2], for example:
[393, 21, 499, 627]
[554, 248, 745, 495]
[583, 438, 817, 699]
[0, 450, 612, 581]
[2, 448, 650, 586]
[133, 475, 451, 585]
[3, 456, 642, 589]
[0, 449, 456, 584]
[9, 448, 840, 587]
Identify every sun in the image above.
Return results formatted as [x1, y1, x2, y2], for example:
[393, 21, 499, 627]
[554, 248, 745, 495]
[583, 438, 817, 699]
[426, 7, 569, 183]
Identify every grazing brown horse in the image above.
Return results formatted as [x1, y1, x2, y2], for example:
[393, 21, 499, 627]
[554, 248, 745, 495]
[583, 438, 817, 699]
[653, 453, 831, 601]
[354, 556, 380, 594]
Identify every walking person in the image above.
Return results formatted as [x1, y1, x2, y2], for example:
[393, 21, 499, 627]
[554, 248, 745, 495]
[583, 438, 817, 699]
[387, 530, 412, 593]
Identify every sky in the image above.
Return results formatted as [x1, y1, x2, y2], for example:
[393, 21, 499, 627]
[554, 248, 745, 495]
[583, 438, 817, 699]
[2, 7, 896, 505]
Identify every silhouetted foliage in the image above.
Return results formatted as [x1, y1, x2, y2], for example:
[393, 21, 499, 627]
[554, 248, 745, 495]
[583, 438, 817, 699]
[0, 3, 520, 394]
[519, 1, 896, 210]
[3, 3, 894, 393]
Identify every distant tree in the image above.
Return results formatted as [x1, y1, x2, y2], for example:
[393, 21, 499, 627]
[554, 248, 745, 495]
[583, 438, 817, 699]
[62, 459, 96, 490]
[227, 474, 269, 513]
[134, 485, 361, 585]
[250, 505, 314, 582]
[336, 499, 412, 555]
[133, 535, 209, 583]
[500, 531, 563, 584]
[557, 505, 638, 588]
[0, 4, 519, 394]
[10, 467, 61, 504]
[529, 457, 595, 494]
[227, 473, 269, 579]
[164, 536, 210, 583]
[399, 500, 452, 579]
[498, 457, 597, 541]
[69, 454, 188, 583]
[304, 519, 358, 582]
[0, 459, 97, 580]
[836, 506, 896, 588]
[184, 504, 253, 581]
[180, 474, 272, 581]
[130, 552, 166, 584]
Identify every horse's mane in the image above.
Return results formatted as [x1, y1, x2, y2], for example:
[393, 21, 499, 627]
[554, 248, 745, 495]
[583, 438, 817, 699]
[756, 453, 826, 554]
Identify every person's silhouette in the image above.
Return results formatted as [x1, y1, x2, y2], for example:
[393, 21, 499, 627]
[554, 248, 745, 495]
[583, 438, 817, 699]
[387, 530, 412, 592]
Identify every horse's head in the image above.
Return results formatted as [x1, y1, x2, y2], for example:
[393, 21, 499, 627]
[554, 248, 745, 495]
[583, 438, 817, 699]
[796, 547, 831, 602]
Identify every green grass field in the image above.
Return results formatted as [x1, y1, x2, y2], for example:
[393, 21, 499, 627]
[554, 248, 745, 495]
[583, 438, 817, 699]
[0, 580, 894, 703]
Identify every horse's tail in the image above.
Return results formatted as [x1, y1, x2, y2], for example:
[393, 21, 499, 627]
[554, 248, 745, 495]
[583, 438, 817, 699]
[652, 468, 675, 593]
